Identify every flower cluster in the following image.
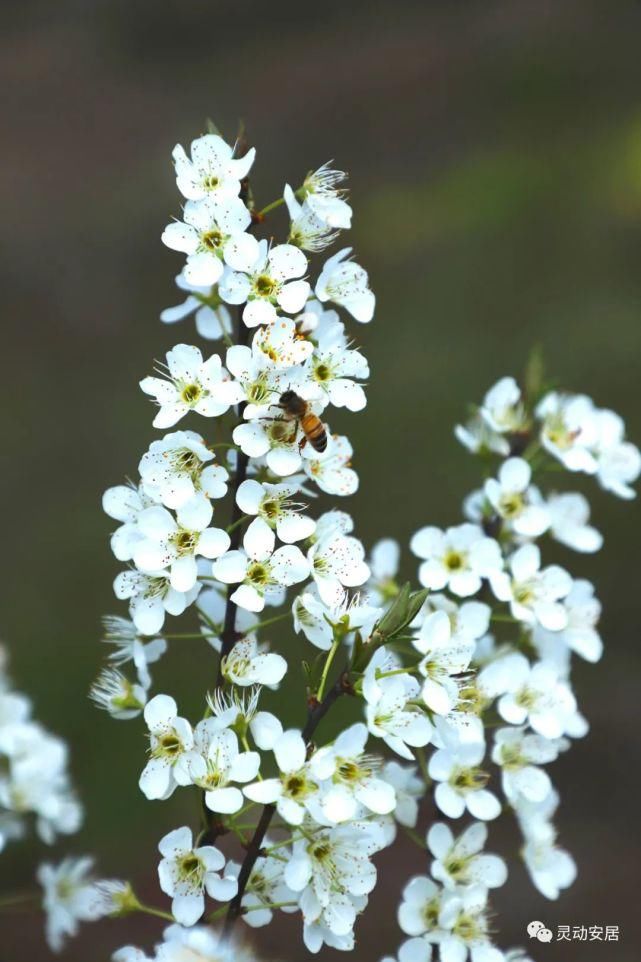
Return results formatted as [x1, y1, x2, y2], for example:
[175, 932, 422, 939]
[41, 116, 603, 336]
[0, 645, 82, 852]
[380, 373, 639, 961]
[72, 127, 637, 962]
[89, 128, 409, 960]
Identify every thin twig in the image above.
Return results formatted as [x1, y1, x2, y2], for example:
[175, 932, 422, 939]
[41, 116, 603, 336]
[221, 673, 351, 938]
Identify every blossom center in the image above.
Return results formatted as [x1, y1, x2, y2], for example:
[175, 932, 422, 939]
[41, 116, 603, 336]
[174, 448, 202, 474]
[314, 362, 332, 383]
[155, 732, 183, 758]
[261, 498, 281, 521]
[178, 852, 204, 887]
[513, 581, 535, 605]
[201, 229, 224, 251]
[254, 274, 278, 298]
[268, 419, 297, 445]
[247, 562, 270, 586]
[454, 912, 485, 942]
[444, 550, 466, 571]
[422, 897, 440, 929]
[499, 492, 524, 518]
[451, 766, 489, 793]
[180, 383, 202, 404]
[173, 529, 198, 555]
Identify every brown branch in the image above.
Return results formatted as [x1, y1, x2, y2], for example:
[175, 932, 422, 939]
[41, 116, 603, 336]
[221, 672, 352, 939]
[215, 304, 250, 689]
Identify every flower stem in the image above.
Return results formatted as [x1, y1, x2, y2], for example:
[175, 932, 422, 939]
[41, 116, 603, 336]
[226, 514, 250, 535]
[317, 635, 341, 702]
[136, 902, 175, 922]
[0, 891, 38, 911]
[222, 673, 350, 939]
[376, 666, 419, 680]
[247, 610, 291, 632]
[258, 196, 286, 217]
[402, 825, 427, 849]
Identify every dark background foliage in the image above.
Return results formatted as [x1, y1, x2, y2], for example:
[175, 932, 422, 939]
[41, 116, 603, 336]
[2, 1, 640, 959]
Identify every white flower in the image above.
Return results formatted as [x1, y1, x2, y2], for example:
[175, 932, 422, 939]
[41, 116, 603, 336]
[132, 505, 230, 592]
[236, 479, 316, 543]
[160, 271, 233, 340]
[244, 729, 319, 824]
[366, 538, 401, 605]
[114, 569, 200, 635]
[432, 711, 486, 752]
[315, 247, 375, 323]
[479, 376, 528, 434]
[412, 606, 482, 715]
[304, 341, 369, 412]
[293, 586, 381, 651]
[592, 407, 641, 499]
[302, 433, 359, 496]
[103, 482, 153, 562]
[285, 184, 339, 252]
[228, 844, 296, 927]
[139, 694, 194, 800]
[437, 885, 504, 962]
[536, 392, 598, 472]
[101, 615, 167, 689]
[112, 947, 152, 962]
[219, 240, 310, 327]
[411, 524, 502, 598]
[382, 760, 424, 828]
[535, 578, 602, 664]
[212, 521, 309, 613]
[495, 656, 577, 739]
[546, 492, 602, 553]
[284, 819, 387, 938]
[488, 544, 572, 631]
[484, 458, 550, 537]
[428, 742, 500, 821]
[224, 344, 295, 419]
[177, 722, 260, 814]
[418, 594, 491, 641]
[38, 857, 107, 952]
[252, 316, 314, 367]
[455, 412, 510, 456]
[172, 133, 255, 201]
[365, 675, 433, 760]
[310, 722, 396, 822]
[157, 825, 237, 926]
[0, 707, 83, 846]
[204, 687, 282, 751]
[295, 299, 346, 343]
[90, 667, 147, 720]
[515, 791, 577, 899]
[427, 821, 507, 891]
[233, 414, 304, 477]
[162, 195, 259, 286]
[308, 529, 370, 607]
[381, 939, 433, 962]
[491, 727, 564, 804]
[302, 163, 353, 228]
[196, 583, 255, 638]
[145, 924, 257, 962]
[138, 430, 228, 521]
[398, 875, 445, 937]
[140, 344, 240, 429]
[221, 635, 287, 687]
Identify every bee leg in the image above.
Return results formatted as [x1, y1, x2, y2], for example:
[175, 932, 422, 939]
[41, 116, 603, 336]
[298, 436, 308, 453]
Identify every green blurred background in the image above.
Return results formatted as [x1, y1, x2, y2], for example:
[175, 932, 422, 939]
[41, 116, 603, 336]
[2, 0, 641, 959]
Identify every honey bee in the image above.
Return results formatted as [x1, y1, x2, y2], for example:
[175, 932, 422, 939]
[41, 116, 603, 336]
[278, 390, 327, 453]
